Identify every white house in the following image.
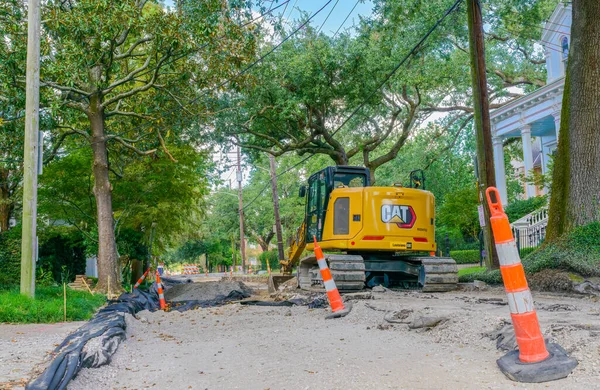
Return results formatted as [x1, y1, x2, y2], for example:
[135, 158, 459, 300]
[490, 3, 571, 204]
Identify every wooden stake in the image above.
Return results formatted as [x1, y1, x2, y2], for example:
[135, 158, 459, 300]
[63, 282, 67, 322]
[81, 277, 94, 295]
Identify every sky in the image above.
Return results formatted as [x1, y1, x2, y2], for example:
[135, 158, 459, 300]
[199, 1, 376, 185]
[162, 1, 374, 36]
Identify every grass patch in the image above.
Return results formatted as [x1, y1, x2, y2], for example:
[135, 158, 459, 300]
[0, 286, 106, 324]
[458, 266, 486, 278]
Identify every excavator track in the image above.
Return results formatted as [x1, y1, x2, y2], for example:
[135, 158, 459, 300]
[298, 254, 457, 293]
[298, 254, 366, 292]
[415, 257, 459, 292]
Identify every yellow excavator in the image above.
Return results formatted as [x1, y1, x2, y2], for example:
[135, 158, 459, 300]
[270, 166, 458, 292]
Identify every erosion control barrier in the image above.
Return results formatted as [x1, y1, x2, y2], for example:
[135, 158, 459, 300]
[26, 288, 160, 390]
[486, 187, 578, 383]
[133, 266, 152, 289]
[312, 236, 352, 319]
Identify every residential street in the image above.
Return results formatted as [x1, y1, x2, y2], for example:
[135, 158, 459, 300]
[63, 282, 600, 390]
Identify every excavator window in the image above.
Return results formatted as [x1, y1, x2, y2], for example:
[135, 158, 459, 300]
[333, 173, 366, 188]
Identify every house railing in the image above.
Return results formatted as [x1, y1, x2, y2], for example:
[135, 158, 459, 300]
[510, 206, 548, 251]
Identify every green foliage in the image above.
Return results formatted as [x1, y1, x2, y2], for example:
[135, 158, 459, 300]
[450, 250, 481, 264]
[457, 266, 486, 278]
[523, 222, 600, 277]
[258, 250, 279, 271]
[458, 269, 503, 284]
[519, 247, 537, 259]
[0, 286, 105, 324]
[0, 225, 22, 287]
[438, 188, 480, 241]
[38, 227, 87, 284]
[505, 196, 547, 222]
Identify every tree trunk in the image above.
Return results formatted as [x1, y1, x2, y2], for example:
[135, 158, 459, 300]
[88, 95, 122, 296]
[0, 178, 11, 232]
[547, 0, 600, 241]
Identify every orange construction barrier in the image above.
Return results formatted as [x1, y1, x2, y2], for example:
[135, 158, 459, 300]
[486, 187, 577, 382]
[486, 188, 547, 363]
[266, 258, 271, 275]
[133, 267, 152, 289]
[312, 236, 345, 314]
[155, 270, 167, 310]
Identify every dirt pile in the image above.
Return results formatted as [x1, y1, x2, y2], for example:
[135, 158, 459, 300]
[164, 281, 251, 302]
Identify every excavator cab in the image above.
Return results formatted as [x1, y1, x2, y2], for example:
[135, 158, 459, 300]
[303, 166, 370, 241]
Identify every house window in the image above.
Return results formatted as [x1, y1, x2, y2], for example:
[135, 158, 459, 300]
[561, 36, 569, 61]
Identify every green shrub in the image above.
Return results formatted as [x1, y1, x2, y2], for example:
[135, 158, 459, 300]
[0, 226, 22, 287]
[458, 268, 503, 284]
[0, 286, 106, 324]
[505, 196, 547, 222]
[259, 249, 279, 270]
[519, 247, 537, 259]
[450, 249, 480, 264]
[523, 222, 600, 277]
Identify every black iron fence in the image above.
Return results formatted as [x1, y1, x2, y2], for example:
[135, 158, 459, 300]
[513, 225, 546, 252]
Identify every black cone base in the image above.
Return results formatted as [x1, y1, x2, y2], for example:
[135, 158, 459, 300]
[497, 343, 578, 383]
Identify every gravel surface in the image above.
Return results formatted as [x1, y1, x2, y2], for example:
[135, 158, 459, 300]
[0, 321, 84, 389]
[165, 281, 251, 302]
[68, 284, 600, 390]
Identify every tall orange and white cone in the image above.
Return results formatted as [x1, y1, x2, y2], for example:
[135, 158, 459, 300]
[133, 267, 152, 289]
[486, 187, 577, 383]
[155, 270, 167, 310]
[312, 236, 352, 318]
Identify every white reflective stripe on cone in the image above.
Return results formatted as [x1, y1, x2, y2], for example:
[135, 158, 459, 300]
[317, 259, 327, 269]
[323, 279, 337, 292]
[496, 241, 521, 266]
[507, 290, 535, 314]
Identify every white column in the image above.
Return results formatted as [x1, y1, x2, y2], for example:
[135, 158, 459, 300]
[521, 124, 536, 198]
[553, 113, 561, 140]
[493, 136, 508, 205]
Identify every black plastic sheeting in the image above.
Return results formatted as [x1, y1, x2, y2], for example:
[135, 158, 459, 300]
[26, 288, 159, 390]
[26, 280, 327, 390]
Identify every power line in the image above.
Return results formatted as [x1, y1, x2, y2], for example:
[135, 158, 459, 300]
[316, 0, 340, 35]
[242, 0, 465, 211]
[100, 0, 334, 144]
[332, 0, 360, 38]
[35, 0, 299, 155]
[331, 0, 464, 137]
[22, 1, 292, 137]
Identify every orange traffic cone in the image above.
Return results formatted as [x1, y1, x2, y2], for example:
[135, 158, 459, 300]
[133, 267, 152, 289]
[155, 270, 167, 310]
[486, 187, 577, 382]
[312, 236, 350, 317]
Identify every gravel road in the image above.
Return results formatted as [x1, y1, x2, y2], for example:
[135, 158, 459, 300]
[67, 284, 600, 390]
[0, 321, 84, 389]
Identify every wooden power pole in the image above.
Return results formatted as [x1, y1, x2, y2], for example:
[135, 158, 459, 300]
[237, 146, 246, 273]
[21, 0, 41, 297]
[269, 154, 285, 262]
[467, 0, 500, 269]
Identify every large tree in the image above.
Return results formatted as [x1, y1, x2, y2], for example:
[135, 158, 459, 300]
[215, 0, 554, 184]
[33, 0, 256, 294]
[546, 0, 600, 240]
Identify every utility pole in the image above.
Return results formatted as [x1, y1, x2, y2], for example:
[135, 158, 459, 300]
[467, 0, 500, 269]
[20, 0, 41, 298]
[237, 146, 246, 273]
[269, 154, 285, 262]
